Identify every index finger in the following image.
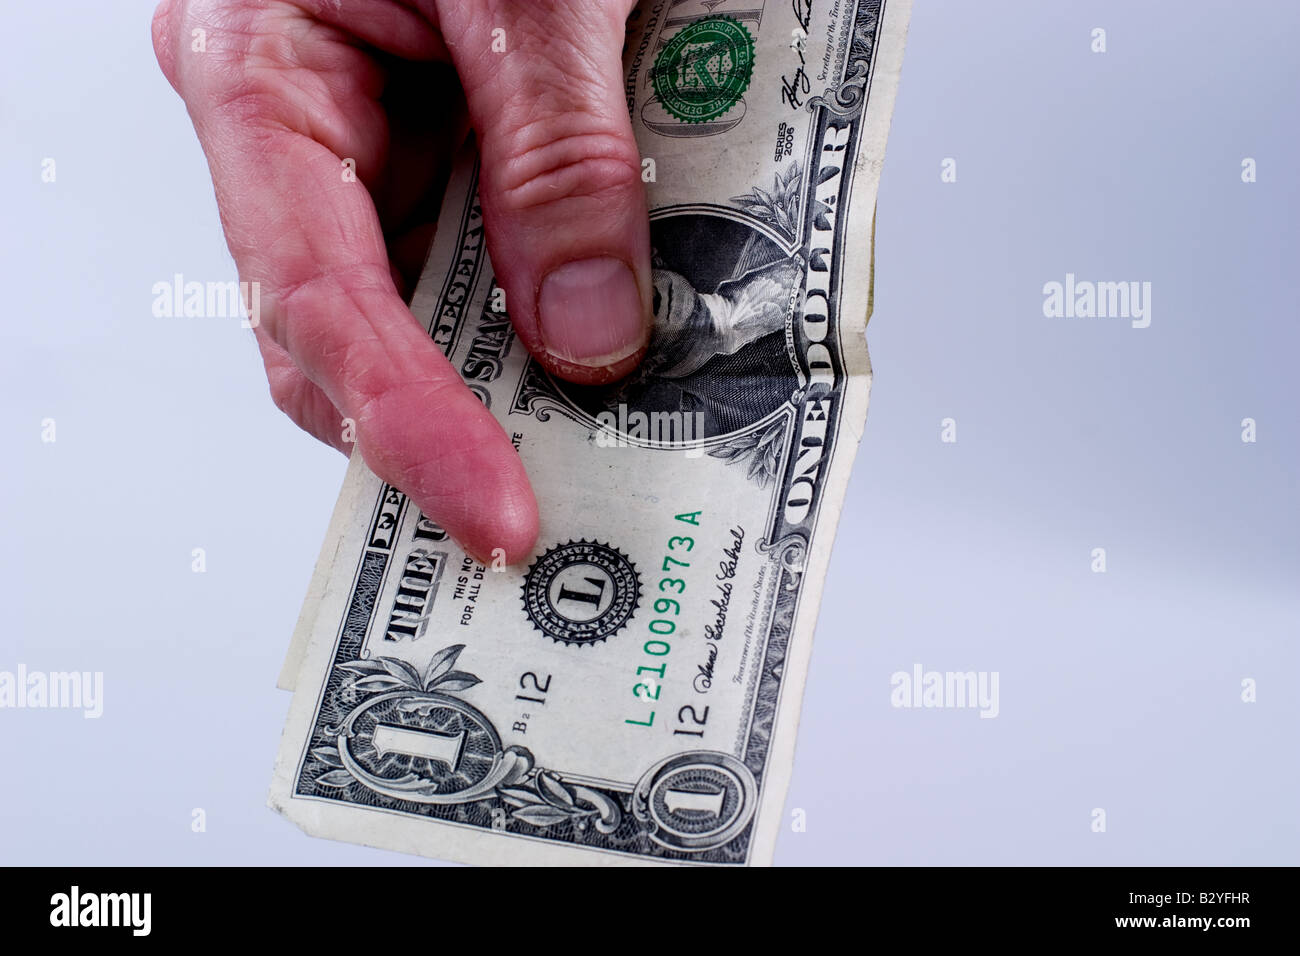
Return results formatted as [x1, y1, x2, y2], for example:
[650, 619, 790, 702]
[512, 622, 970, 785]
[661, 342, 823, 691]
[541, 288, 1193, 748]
[157, 5, 538, 561]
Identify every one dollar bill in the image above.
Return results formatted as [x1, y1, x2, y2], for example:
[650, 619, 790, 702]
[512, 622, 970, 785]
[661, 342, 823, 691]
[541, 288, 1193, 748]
[270, 0, 910, 866]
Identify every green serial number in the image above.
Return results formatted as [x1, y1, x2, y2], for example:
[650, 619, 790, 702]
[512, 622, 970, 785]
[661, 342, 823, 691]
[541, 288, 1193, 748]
[625, 510, 702, 731]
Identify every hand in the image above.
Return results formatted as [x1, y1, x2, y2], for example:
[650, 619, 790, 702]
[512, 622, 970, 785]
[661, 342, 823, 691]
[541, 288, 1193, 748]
[152, 0, 653, 563]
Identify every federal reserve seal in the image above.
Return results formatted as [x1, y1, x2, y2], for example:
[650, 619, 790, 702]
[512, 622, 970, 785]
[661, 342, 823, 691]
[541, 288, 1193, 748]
[651, 16, 755, 124]
[522, 540, 641, 646]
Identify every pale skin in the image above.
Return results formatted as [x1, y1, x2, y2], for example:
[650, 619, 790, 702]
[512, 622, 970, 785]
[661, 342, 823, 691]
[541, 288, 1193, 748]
[152, 0, 654, 565]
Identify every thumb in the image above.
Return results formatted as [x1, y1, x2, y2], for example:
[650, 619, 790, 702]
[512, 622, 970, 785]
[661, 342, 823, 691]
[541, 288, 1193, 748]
[436, 0, 652, 384]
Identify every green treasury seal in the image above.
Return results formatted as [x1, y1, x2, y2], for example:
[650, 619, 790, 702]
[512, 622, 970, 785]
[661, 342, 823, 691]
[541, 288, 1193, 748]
[651, 16, 755, 124]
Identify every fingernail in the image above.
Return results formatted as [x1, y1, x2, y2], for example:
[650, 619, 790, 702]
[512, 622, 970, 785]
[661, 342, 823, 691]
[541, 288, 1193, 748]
[538, 257, 647, 366]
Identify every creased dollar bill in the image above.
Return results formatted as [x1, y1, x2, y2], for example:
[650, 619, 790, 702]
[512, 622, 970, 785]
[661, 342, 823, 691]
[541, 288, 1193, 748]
[270, 0, 910, 866]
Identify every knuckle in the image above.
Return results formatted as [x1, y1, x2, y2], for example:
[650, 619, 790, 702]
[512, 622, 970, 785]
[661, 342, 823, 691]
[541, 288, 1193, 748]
[354, 378, 469, 495]
[352, 375, 455, 439]
[271, 264, 388, 354]
[492, 126, 642, 214]
[263, 358, 306, 421]
[205, 87, 281, 133]
[154, 0, 276, 107]
[265, 370, 297, 417]
[257, 273, 319, 350]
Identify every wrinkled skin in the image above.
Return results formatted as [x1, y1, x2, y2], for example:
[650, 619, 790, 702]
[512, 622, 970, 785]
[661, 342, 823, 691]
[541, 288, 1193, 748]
[152, 0, 654, 563]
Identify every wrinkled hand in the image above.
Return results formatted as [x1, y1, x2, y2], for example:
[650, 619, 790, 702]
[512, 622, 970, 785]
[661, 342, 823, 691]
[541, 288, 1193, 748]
[152, 0, 652, 563]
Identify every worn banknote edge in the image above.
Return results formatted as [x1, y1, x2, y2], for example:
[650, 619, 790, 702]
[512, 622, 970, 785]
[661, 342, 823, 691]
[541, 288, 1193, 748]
[742, 5, 906, 863]
[277, 229, 452, 692]
[270, 0, 911, 865]
[278, 453, 365, 690]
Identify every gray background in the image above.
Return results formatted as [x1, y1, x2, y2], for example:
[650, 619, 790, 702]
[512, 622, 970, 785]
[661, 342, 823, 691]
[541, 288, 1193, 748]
[1, 1, 1295, 865]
